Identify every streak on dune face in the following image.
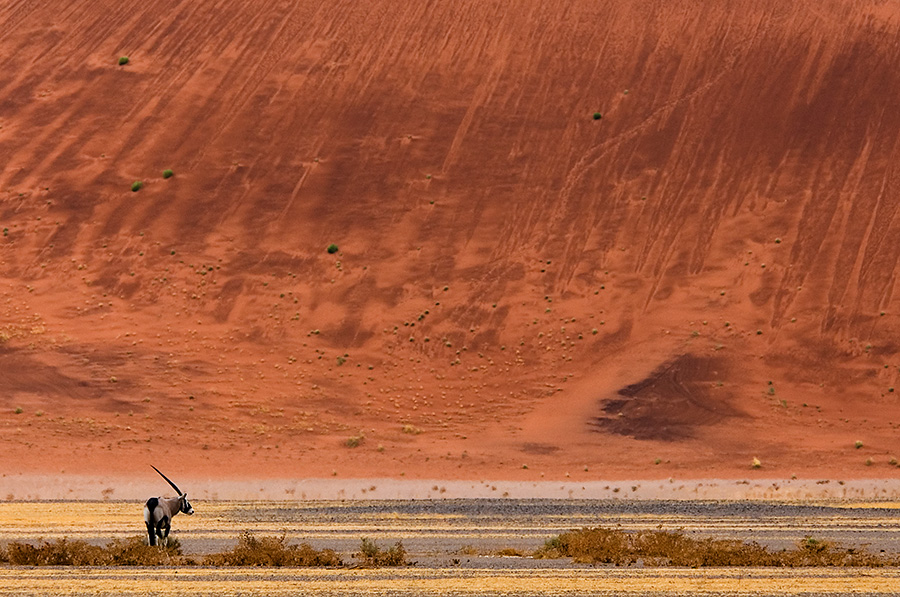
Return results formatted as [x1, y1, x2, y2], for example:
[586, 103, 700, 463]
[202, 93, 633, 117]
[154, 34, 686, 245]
[1, 0, 900, 481]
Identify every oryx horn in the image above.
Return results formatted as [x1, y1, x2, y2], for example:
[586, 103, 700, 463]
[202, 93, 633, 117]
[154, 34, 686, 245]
[151, 465, 183, 495]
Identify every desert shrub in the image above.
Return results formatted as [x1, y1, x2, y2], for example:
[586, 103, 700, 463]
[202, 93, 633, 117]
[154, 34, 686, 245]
[326, 243, 339, 254]
[539, 527, 630, 565]
[592, 112, 602, 120]
[162, 169, 174, 179]
[357, 537, 407, 567]
[203, 532, 341, 567]
[118, 56, 129, 65]
[6, 538, 106, 566]
[103, 536, 182, 565]
[777, 536, 886, 567]
[344, 434, 364, 448]
[4, 536, 182, 566]
[131, 181, 143, 192]
[535, 527, 895, 567]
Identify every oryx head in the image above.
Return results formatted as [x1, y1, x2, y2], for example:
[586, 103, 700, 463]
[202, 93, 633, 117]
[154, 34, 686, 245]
[151, 465, 194, 515]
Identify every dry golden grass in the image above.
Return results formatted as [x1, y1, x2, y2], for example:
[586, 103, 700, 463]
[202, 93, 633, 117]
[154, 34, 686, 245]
[535, 527, 899, 567]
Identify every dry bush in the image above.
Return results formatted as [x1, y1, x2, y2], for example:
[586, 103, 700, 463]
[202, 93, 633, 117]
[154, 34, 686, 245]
[203, 532, 342, 567]
[103, 537, 185, 565]
[6, 538, 106, 565]
[4, 537, 183, 566]
[535, 527, 897, 567]
[776, 536, 889, 567]
[357, 537, 407, 567]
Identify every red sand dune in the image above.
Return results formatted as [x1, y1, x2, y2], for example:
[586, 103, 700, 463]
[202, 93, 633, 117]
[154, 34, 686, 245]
[2, 0, 900, 486]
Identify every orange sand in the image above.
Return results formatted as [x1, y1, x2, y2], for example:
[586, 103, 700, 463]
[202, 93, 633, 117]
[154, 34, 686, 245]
[2, 1, 900, 490]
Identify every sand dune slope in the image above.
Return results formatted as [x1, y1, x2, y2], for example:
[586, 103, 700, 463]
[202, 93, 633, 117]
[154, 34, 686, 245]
[2, 0, 900, 482]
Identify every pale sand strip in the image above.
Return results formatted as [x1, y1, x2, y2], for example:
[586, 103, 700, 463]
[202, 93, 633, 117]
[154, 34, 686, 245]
[4, 474, 900, 501]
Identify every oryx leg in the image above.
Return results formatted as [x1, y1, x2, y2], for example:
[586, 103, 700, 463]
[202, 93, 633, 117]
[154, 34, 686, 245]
[146, 520, 157, 546]
[156, 516, 170, 547]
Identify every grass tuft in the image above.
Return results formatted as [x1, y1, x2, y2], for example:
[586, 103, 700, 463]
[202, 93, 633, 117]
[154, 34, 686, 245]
[131, 181, 143, 192]
[357, 537, 408, 567]
[162, 169, 174, 179]
[118, 56, 129, 65]
[326, 243, 339, 254]
[344, 434, 364, 448]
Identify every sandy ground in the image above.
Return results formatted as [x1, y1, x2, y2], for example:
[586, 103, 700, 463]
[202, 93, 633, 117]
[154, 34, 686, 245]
[2, 0, 900, 488]
[5, 499, 900, 596]
[5, 567, 900, 597]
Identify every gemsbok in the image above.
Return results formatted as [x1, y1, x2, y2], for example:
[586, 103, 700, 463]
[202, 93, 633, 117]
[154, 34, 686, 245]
[144, 465, 194, 546]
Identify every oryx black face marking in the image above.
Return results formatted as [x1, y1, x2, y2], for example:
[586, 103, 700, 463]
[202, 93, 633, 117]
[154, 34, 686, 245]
[143, 466, 194, 546]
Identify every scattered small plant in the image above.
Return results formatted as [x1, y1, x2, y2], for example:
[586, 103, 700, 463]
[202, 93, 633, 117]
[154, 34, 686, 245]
[751, 457, 762, 469]
[131, 181, 143, 192]
[326, 243, 339, 254]
[357, 537, 407, 567]
[401, 424, 422, 435]
[855, 440, 864, 449]
[345, 434, 364, 448]
[592, 112, 602, 120]
[118, 56, 129, 65]
[162, 169, 174, 179]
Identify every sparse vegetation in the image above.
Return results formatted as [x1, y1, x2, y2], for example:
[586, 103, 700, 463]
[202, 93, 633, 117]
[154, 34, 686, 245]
[203, 532, 342, 567]
[345, 434, 364, 448]
[751, 457, 762, 469]
[534, 527, 896, 567]
[162, 169, 174, 179]
[326, 243, 339, 254]
[592, 112, 602, 120]
[1, 537, 182, 566]
[118, 56, 129, 65]
[357, 537, 408, 567]
[0, 534, 346, 567]
[855, 440, 864, 449]
[402, 424, 422, 435]
[131, 181, 143, 192]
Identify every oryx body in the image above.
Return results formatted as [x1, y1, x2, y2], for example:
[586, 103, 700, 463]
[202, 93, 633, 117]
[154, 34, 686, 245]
[144, 466, 193, 546]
